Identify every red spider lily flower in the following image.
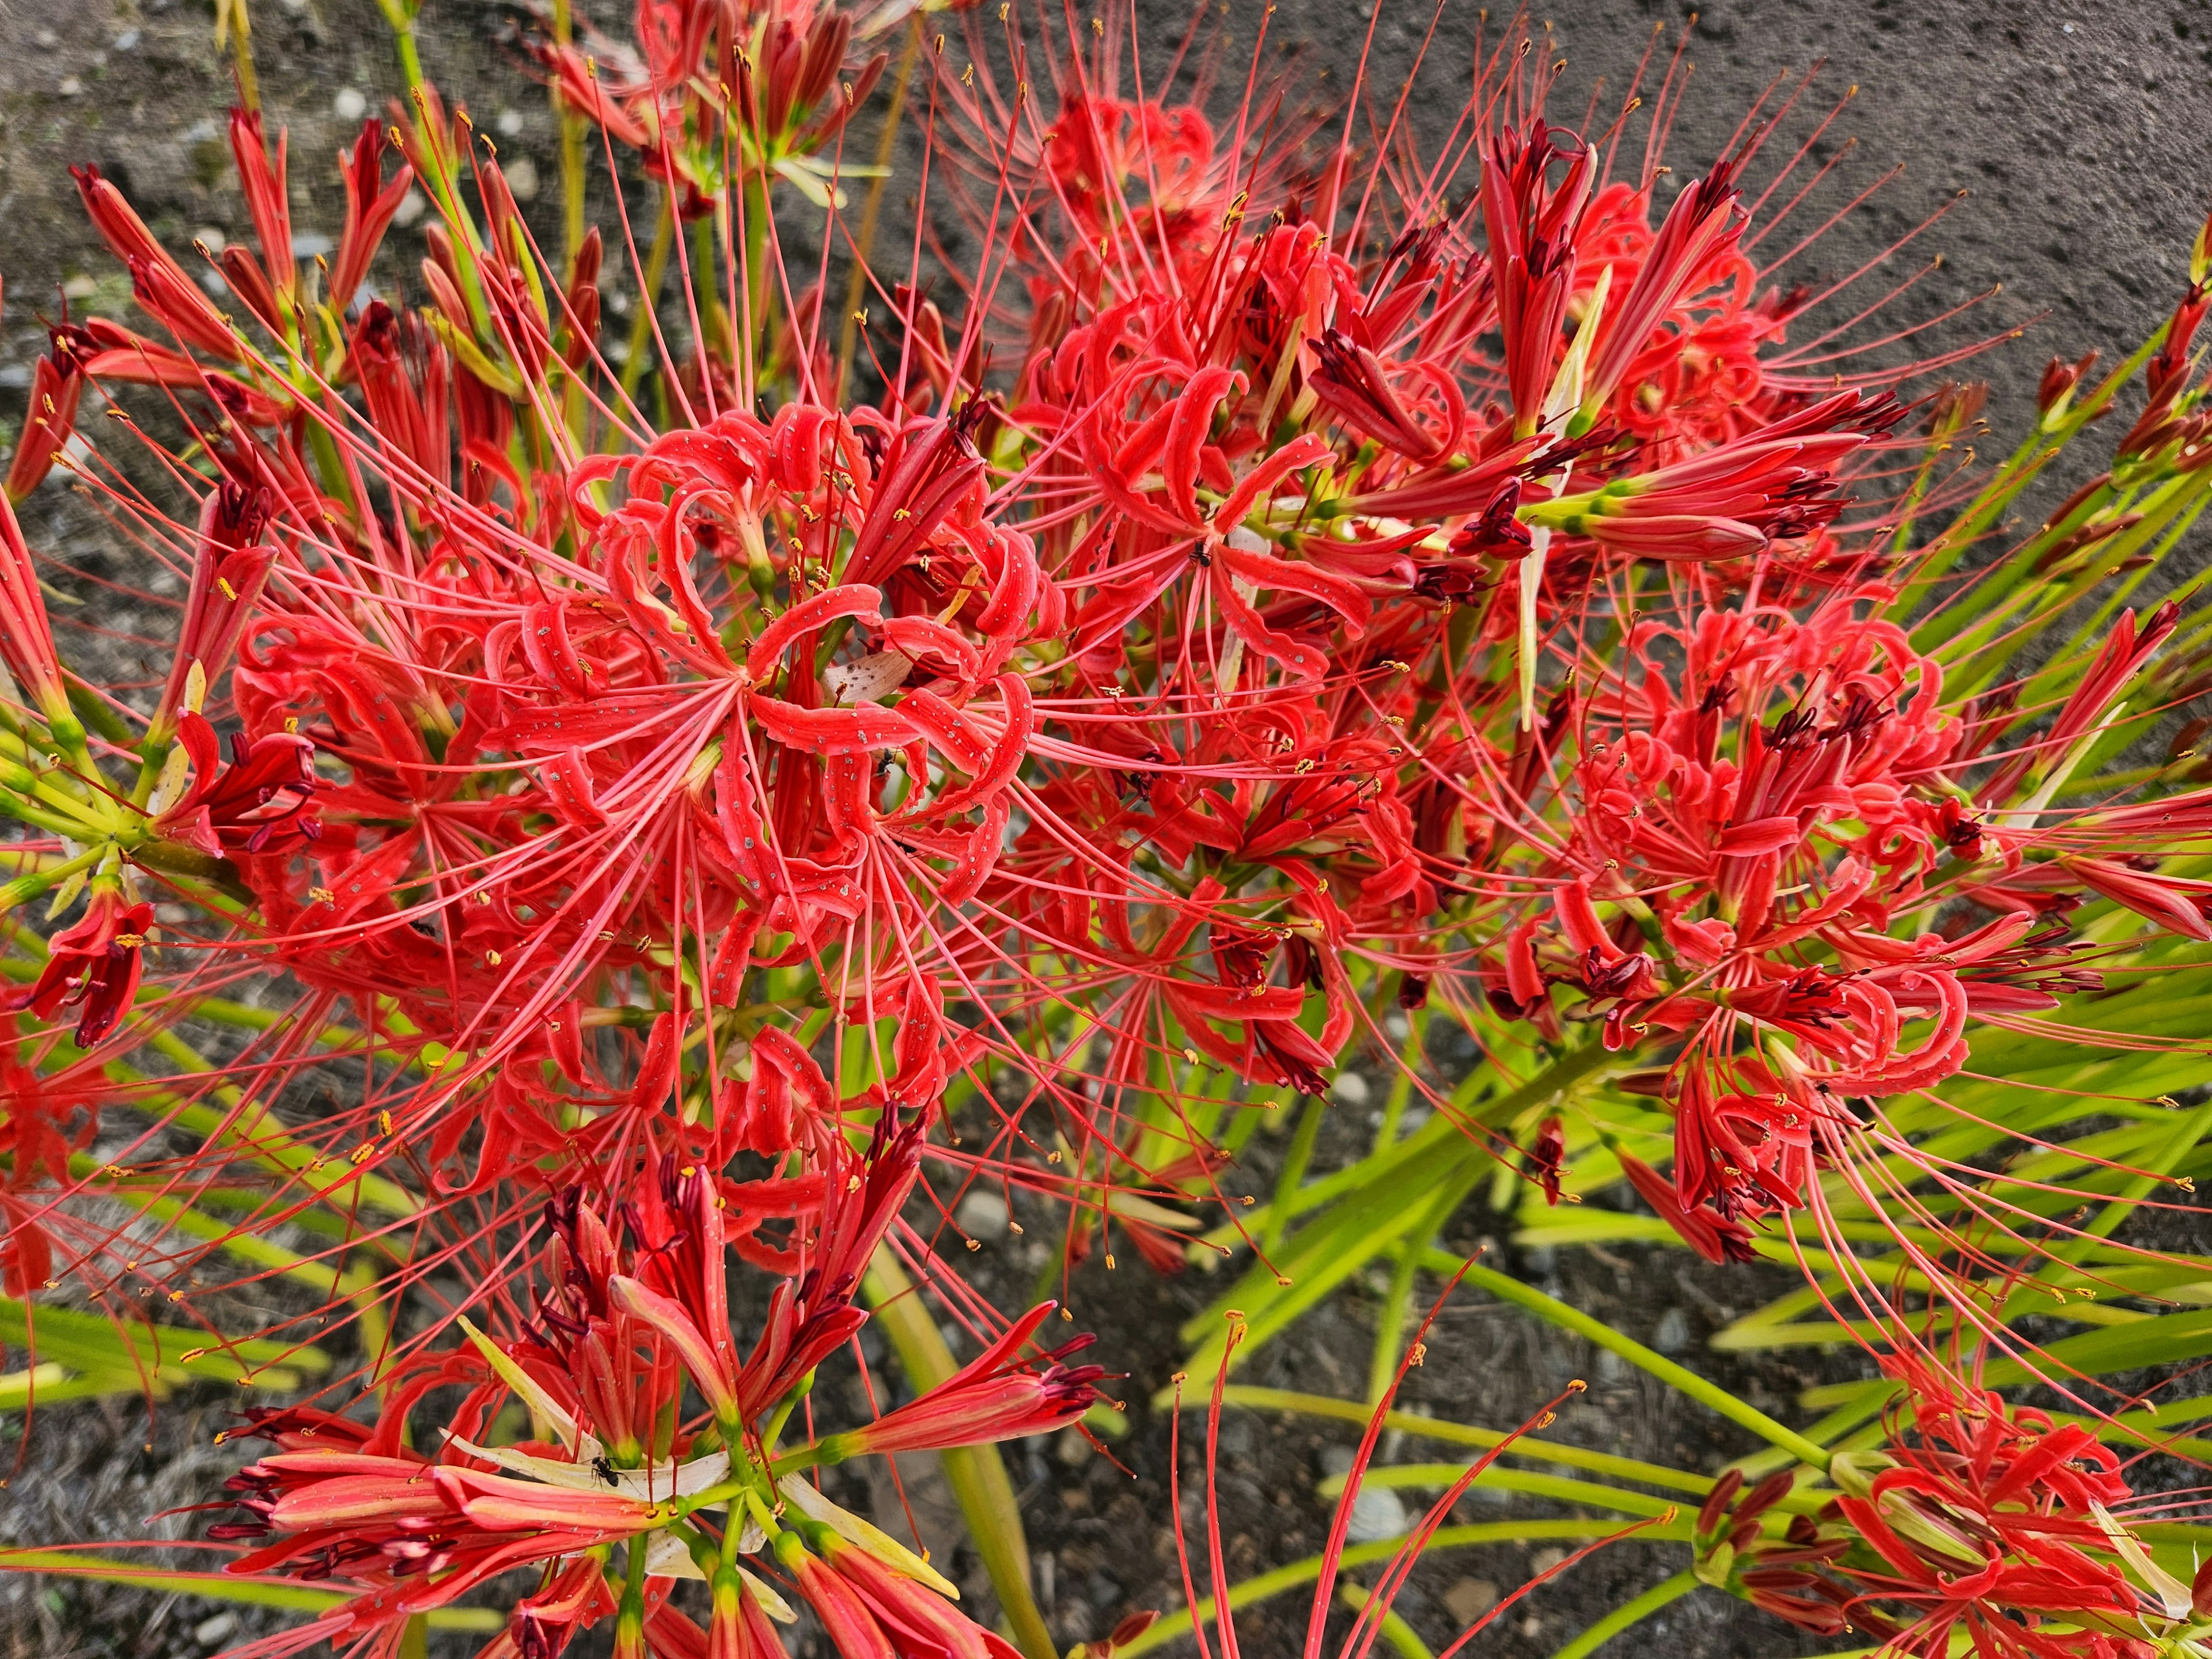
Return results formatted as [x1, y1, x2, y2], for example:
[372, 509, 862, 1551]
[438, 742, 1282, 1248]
[151, 712, 322, 858]
[2039, 350, 2100, 418]
[817, 1302, 1102, 1460]
[777, 1527, 1021, 1659]
[508, 1554, 620, 1659]
[74, 328, 293, 427]
[605, 1268, 745, 1426]
[147, 480, 276, 745]
[1523, 1116, 1567, 1206]
[1480, 119, 1593, 433]
[72, 166, 241, 362]
[1800, 1361, 2187, 1657]
[2055, 854, 2212, 941]
[214, 1448, 668, 1653]
[1578, 161, 1745, 424]
[347, 301, 452, 484]
[531, 1120, 923, 1444]
[1694, 1468, 1855, 1635]
[1696, 1351, 2212, 1656]
[4, 327, 86, 503]
[2119, 279, 2210, 459]
[0, 1041, 99, 1295]
[8, 888, 154, 1048]
[227, 108, 296, 310]
[736, 1115, 925, 1421]
[1525, 390, 1884, 558]
[1308, 330, 1463, 463]
[1980, 602, 2179, 803]
[329, 118, 414, 319]
[1616, 1145, 1759, 1264]
[0, 487, 72, 729]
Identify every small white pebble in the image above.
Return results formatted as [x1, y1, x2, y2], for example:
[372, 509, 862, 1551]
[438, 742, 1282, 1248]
[334, 88, 368, 122]
[392, 188, 427, 228]
[1343, 1483, 1407, 1544]
[1330, 1071, 1371, 1106]
[956, 1189, 1009, 1240]
[59, 76, 83, 97]
[497, 107, 526, 137]
[504, 155, 541, 202]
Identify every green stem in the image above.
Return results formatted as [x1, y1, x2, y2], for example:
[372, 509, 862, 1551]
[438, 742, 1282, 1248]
[1188, 1386, 1713, 1495]
[1201, 1039, 1616, 1250]
[1421, 1252, 1832, 1469]
[1545, 1570, 1699, 1659]
[551, 0, 586, 270]
[863, 1248, 1055, 1659]
[384, 14, 492, 338]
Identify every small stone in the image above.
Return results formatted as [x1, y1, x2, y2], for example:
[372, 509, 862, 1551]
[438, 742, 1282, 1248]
[194, 227, 228, 253]
[293, 233, 335, 259]
[1652, 1308, 1691, 1354]
[496, 107, 526, 137]
[1058, 1484, 1092, 1513]
[1529, 1546, 1569, 1574]
[1441, 1578, 1498, 1625]
[1330, 1071, 1370, 1106]
[35, 28, 57, 47]
[956, 1190, 1009, 1240]
[61, 274, 98, 301]
[59, 77, 83, 97]
[1343, 1482, 1408, 1544]
[112, 28, 141, 50]
[334, 88, 368, 122]
[192, 1614, 236, 1646]
[1054, 1428, 1093, 1468]
[392, 189, 428, 228]
[504, 156, 541, 202]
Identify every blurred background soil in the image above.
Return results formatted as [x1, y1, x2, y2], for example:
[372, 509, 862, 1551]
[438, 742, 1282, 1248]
[1, 1, 2209, 1655]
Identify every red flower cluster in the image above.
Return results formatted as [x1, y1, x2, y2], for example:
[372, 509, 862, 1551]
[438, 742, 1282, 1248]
[0, 1, 2207, 1652]
[1696, 1360, 2212, 1657]
[207, 1127, 1092, 1657]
